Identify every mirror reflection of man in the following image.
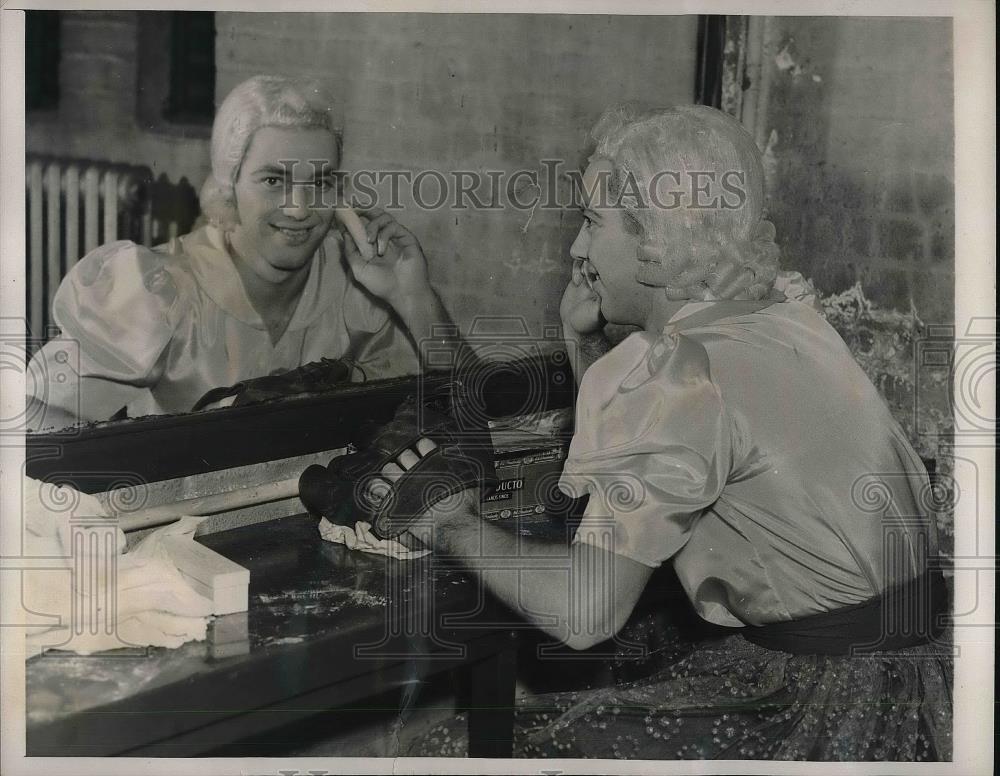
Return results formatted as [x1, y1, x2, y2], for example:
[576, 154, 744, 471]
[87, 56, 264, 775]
[27, 75, 455, 430]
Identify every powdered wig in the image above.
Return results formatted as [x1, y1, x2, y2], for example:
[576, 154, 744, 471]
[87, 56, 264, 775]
[590, 104, 780, 301]
[199, 75, 341, 231]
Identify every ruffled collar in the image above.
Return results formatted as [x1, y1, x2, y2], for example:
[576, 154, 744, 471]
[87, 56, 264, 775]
[662, 270, 819, 333]
[664, 293, 785, 334]
[174, 224, 335, 333]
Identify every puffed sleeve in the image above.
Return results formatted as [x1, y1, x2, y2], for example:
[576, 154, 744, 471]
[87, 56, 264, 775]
[26, 241, 187, 425]
[560, 331, 733, 567]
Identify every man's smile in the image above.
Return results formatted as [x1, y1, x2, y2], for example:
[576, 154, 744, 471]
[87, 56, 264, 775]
[271, 223, 316, 245]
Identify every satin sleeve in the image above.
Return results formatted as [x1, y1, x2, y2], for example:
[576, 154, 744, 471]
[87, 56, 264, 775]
[26, 241, 187, 425]
[560, 331, 733, 568]
[341, 282, 421, 381]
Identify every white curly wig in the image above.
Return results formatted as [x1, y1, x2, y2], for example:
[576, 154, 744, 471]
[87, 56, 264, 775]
[590, 104, 780, 301]
[199, 75, 341, 231]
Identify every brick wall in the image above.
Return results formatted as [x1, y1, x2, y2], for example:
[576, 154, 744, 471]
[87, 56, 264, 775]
[756, 17, 954, 324]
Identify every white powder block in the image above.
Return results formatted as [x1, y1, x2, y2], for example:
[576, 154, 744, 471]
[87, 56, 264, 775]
[208, 611, 250, 659]
[161, 536, 249, 615]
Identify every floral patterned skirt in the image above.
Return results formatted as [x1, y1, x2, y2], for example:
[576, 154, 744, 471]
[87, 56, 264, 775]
[409, 630, 953, 761]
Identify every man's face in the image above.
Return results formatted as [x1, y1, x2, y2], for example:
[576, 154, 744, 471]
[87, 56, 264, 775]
[569, 159, 649, 326]
[229, 126, 339, 284]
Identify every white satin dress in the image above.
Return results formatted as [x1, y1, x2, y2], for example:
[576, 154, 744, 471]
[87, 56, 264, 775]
[27, 224, 420, 424]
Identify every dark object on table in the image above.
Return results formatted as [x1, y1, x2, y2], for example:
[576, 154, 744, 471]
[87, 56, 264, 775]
[26, 352, 575, 494]
[299, 384, 498, 540]
[191, 357, 355, 411]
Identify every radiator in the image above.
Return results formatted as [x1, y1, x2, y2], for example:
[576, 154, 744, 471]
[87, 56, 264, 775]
[25, 156, 151, 342]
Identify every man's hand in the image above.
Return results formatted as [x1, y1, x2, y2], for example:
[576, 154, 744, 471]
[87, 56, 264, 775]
[340, 206, 465, 372]
[560, 259, 611, 385]
[397, 487, 480, 552]
[341, 206, 433, 306]
[560, 259, 605, 337]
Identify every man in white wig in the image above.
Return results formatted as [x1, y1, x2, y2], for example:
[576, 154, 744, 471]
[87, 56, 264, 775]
[402, 104, 949, 761]
[28, 75, 452, 428]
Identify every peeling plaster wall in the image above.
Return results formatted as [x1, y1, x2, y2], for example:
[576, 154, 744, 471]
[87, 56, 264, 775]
[752, 17, 954, 324]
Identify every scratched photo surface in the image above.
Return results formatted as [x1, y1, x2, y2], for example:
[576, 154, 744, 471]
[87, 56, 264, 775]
[3, 4, 994, 776]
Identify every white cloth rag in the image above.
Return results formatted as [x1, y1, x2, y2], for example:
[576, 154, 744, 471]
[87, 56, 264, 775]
[318, 517, 430, 560]
[21, 477, 215, 657]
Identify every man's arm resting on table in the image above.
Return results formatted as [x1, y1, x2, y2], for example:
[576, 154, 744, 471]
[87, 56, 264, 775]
[422, 490, 654, 651]
[24, 397, 80, 432]
[25, 374, 131, 430]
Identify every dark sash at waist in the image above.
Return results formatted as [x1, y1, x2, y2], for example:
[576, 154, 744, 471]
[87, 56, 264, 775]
[742, 568, 948, 656]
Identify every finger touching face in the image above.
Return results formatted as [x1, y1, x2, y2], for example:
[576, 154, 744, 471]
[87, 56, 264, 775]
[572, 159, 648, 326]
